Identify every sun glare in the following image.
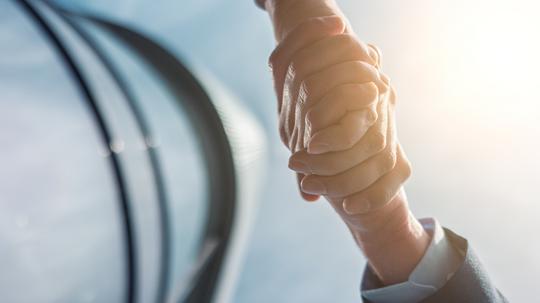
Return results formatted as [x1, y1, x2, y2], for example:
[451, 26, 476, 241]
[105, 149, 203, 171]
[437, 0, 540, 127]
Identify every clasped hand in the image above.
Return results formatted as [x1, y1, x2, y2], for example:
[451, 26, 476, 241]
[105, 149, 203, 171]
[269, 16, 412, 218]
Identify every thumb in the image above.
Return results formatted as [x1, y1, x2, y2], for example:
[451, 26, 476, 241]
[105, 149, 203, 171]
[297, 173, 320, 201]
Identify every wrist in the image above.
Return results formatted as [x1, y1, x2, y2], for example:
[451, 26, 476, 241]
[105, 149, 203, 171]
[264, 0, 344, 42]
[349, 190, 417, 243]
[348, 190, 430, 285]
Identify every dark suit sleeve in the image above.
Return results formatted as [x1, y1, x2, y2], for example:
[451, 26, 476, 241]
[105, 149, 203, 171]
[361, 228, 508, 303]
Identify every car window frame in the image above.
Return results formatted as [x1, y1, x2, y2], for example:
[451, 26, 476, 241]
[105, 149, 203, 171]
[16, 1, 238, 303]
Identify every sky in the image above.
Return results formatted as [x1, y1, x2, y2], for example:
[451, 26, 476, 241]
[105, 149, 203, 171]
[3, 0, 540, 302]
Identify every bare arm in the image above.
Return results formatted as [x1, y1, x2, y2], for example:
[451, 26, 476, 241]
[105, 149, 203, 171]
[261, 0, 430, 285]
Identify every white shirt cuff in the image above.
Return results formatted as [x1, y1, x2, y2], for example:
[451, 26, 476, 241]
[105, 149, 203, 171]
[362, 218, 463, 303]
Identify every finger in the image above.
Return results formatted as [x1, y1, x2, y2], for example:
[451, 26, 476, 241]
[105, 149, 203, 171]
[283, 41, 381, 151]
[306, 91, 388, 154]
[367, 43, 382, 68]
[289, 126, 386, 176]
[289, 123, 300, 151]
[270, 16, 345, 110]
[276, 17, 345, 147]
[305, 82, 379, 134]
[300, 142, 397, 197]
[306, 110, 376, 154]
[342, 145, 412, 214]
[296, 173, 320, 201]
[299, 60, 386, 110]
[279, 65, 298, 148]
[290, 99, 392, 175]
[282, 34, 381, 150]
[287, 33, 378, 82]
[292, 61, 385, 152]
[300, 106, 397, 196]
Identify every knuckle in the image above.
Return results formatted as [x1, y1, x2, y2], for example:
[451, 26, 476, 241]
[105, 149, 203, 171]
[287, 59, 300, 79]
[284, 63, 296, 84]
[305, 109, 317, 129]
[367, 108, 378, 124]
[297, 81, 309, 107]
[400, 157, 413, 180]
[299, 78, 316, 104]
[289, 54, 308, 79]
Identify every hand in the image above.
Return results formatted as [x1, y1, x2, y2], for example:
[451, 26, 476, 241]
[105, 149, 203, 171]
[269, 16, 382, 200]
[269, 10, 409, 215]
[264, 0, 352, 42]
[290, 82, 413, 216]
[264, 1, 430, 285]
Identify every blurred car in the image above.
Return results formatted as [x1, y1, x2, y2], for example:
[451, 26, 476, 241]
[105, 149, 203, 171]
[0, 1, 266, 302]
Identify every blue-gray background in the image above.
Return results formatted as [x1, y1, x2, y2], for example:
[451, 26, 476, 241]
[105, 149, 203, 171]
[8, 0, 540, 302]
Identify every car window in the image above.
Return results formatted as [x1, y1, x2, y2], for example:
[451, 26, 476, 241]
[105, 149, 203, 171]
[0, 1, 125, 302]
[79, 23, 210, 299]
[30, 2, 212, 301]
[1, 1, 240, 302]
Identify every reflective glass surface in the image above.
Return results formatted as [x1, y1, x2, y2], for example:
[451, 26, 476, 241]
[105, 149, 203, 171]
[0, 2, 124, 302]
[78, 21, 209, 298]
[38, 7, 163, 302]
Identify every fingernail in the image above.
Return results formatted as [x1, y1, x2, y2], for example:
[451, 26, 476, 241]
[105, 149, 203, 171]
[301, 179, 326, 195]
[368, 52, 378, 67]
[308, 142, 330, 154]
[302, 193, 320, 202]
[288, 159, 310, 173]
[365, 110, 377, 125]
[343, 198, 370, 214]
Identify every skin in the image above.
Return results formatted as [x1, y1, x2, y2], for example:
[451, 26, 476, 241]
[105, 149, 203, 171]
[262, 0, 431, 285]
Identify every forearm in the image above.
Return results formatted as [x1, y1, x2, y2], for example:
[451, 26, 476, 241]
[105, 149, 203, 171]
[263, 0, 430, 286]
[262, 0, 349, 42]
[346, 190, 430, 285]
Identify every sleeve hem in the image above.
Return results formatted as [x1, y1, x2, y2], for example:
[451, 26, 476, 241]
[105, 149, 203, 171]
[361, 218, 464, 303]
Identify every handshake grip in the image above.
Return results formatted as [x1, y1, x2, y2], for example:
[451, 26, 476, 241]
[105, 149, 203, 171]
[269, 15, 412, 216]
